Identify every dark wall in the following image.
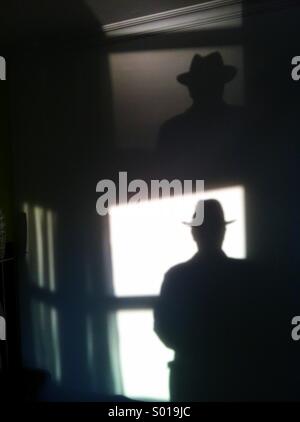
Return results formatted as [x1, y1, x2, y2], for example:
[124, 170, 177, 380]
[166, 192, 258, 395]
[10, 41, 116, 397]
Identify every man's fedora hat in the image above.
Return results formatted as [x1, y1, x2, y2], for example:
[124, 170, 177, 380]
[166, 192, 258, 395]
[177, 52, 237, 86]
[184, 199, 235, 227]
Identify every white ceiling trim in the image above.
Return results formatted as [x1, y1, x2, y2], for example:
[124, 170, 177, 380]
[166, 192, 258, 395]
[103, 0, 242, 38]
[102, 0, 299, 38]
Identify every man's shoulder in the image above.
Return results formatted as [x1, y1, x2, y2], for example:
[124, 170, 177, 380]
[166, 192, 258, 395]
[225, 256, 245, 265]
[160, 112, 189, 132]
[166, 257, 196, 276]
[160, 259, 195, 295]
[166, 256, 247, 275]
[163, 257, 200, 284]
[223, 256, 254, 272]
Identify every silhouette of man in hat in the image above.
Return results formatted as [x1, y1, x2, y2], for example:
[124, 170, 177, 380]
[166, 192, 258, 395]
[154, 199, 260, 401]
[157, 52, 245, 175]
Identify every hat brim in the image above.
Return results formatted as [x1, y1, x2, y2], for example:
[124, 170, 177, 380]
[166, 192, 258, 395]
[183, 219, 236, 227]
[177, 66, 237, 85]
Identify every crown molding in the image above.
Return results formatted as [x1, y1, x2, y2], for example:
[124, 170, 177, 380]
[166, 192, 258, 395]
[103, 0, 300, 39]
[103, 0, 242, 38]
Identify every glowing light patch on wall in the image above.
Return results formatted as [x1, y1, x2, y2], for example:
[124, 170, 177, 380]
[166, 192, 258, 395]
[31, 301, 62, 382]
[108, 186, 245, 401]
[109, 186, 246, 298]
[34, 206, 45, 288]
[109, 47, 244, 150]
[116, 309, 174, 401]
[23, 204, 57, 292]
[23, 204, 61, 382]
[46, 210, 56, 292]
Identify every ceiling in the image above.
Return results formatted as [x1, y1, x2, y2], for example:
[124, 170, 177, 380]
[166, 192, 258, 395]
[88, 0, 209, 24]
[0, 0, 209, 48]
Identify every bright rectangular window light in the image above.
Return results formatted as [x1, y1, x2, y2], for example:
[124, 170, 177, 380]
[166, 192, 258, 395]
[110, 186, 246, 401]
[109, 186, 246, 298]
[108, 186, 246, 401]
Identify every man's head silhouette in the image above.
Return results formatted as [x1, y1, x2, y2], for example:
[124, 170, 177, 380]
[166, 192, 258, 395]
[187, 199, 234, 254]
[177, 52, 237, 107]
